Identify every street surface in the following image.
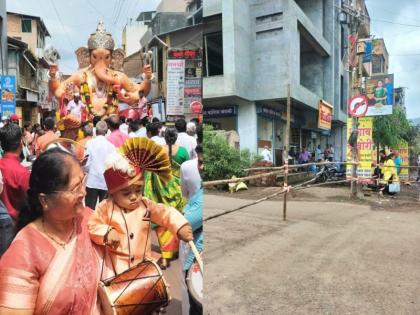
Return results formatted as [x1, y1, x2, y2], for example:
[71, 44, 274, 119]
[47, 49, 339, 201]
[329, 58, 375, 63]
[151, 233, 183, 315]
[204, 186, 420, 314]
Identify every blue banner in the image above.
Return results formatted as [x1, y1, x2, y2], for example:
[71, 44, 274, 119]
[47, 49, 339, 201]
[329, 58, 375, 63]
[0, 76, 17, 117]
[363, 40, 372, 63]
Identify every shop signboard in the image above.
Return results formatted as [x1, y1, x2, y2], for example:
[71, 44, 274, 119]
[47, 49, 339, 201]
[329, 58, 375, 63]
[346, 117, 373, 182]
[257, 105, 281, 120]
[168, 49, 202, 59]
[364, 74, 394, 116]
[318, 100, 333, 130]
[0, 75, 17, 117]
[203, 106, 237, 118]
[166, 59, 185, 116]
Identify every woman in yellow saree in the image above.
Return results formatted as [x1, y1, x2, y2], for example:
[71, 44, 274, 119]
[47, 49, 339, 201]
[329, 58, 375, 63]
[144, 128, 190, 269]
[0, 149, 100, 315]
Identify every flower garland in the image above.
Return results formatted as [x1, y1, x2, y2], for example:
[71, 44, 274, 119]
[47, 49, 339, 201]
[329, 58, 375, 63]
[80, 71, 119, 118]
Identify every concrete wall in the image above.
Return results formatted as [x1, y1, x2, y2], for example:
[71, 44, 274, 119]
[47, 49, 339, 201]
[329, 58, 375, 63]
[152, 13, 189, 35]
[122, 21, 149, 56]
[203, 0, 221, 17]
[251, 0, 293, 101]
[156, 0, 187, 13]
[295, 0, 324, 32]
[0, 2, 7, 75]
[300, 51, 324, 97]
[7, 14, 38, 53]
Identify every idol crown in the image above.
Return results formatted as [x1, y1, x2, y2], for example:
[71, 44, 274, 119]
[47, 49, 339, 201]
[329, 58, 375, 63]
[87, 21, 115, 50]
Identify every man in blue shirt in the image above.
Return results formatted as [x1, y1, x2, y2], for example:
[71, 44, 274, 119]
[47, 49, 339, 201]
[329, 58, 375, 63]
[180, 144, 203, 315]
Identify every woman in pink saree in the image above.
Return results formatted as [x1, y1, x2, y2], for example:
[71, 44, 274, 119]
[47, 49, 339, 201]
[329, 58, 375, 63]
[0, 148, 101, 315]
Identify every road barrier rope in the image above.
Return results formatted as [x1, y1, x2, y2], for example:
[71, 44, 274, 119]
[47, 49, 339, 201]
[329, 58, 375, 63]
[204, 167, 420, 221]
[204, 161, 419, 187]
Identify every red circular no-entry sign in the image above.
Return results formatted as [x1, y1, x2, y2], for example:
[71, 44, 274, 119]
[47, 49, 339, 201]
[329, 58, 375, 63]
[348, 95, 368, 117]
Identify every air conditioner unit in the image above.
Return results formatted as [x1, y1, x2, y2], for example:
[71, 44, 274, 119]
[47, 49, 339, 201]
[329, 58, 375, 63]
[356, 41, 365, 55]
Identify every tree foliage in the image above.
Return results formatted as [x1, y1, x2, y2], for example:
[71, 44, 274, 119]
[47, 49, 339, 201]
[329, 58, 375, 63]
[203, 124, 257, 181]
[373, 107, 413, 148]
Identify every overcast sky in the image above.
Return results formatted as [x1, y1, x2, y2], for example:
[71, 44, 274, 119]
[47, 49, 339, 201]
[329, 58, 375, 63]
[7, 0, 420, 119]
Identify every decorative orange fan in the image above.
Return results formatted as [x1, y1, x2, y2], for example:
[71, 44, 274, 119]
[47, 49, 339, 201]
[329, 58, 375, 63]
[118, 138, 171, 182]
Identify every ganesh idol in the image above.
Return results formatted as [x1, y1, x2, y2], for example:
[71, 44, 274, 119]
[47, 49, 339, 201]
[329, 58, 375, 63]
[49, 21, 151, 120]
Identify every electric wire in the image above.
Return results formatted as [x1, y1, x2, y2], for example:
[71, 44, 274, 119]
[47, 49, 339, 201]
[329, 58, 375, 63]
[49, 0, 75, 51]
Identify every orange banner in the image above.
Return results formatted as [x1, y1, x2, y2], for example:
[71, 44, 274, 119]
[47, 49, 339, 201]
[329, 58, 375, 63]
[318, 100, 333, 130]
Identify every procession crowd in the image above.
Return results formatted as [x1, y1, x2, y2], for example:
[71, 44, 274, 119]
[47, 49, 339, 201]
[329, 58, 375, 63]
[0, 112, 203, 315]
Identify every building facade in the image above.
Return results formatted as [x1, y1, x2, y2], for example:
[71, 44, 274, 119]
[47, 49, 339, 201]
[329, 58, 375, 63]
[137, 0, 203, 122]
[203, 0, 352, 164]
[7, 36, 39, 125]
[7, 12, 51, 124]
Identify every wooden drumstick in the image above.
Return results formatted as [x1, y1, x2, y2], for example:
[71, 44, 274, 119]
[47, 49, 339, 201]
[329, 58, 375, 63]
[188, 240, 203, 274]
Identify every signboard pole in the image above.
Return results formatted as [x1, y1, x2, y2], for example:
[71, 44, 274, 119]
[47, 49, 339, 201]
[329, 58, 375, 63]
[283, 83, 291, 221]
[350, 117, 358, 196]
[349, 1, 361, 198]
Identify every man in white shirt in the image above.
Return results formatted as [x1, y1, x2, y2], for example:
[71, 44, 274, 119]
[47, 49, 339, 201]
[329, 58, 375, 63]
[315, 145, 323, 162]
[84, 120, 116, 209]
[261, 146, 272, 162]
[181, 145, 203, 199]
[66, 94, 85, 119]
[175, 119, 197, 158]
[129, 118, 148, 138]
[147, 121, 166, 145]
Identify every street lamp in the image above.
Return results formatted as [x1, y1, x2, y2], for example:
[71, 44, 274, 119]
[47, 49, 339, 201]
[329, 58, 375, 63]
[339, 11, 348, 25]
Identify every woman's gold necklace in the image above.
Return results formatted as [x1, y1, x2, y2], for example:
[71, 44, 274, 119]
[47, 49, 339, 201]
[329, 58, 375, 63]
[42, 218, 76, 249]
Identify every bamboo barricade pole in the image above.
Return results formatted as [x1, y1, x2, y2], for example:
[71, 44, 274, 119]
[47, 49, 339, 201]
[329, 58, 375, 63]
[283, 84, 291, 221]
[203, 168, 285, 187]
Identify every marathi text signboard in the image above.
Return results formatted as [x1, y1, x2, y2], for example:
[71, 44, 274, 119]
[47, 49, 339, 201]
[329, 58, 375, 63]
[346, 117, 373, 182]
[0, 76, 17, 117]
[203, 106, 237, 118]
[365, 74, 394, 116]
[397, 141, 409, 181]
[184, 77, 202, 114]
[318, 100, 333, 130]
[166, 60, 185, 116]
[257, 105, 281, 120]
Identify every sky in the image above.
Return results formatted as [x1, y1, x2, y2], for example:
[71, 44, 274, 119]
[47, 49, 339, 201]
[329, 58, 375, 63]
[7, 0, 160, 72]
[366, 0, 420, 119]
[6, 0, 420, 119]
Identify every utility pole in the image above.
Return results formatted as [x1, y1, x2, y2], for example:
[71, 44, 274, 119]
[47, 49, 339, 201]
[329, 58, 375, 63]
[283, 83, 291, 221]
[343, 0, 362, 197]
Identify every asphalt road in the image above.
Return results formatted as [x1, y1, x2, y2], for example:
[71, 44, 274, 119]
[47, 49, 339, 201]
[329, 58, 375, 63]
[204, 191, 420, 314]
[151, 233, 183, 315]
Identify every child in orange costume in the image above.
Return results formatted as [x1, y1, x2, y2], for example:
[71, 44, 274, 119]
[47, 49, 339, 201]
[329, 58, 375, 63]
[88, 138, 193, 274]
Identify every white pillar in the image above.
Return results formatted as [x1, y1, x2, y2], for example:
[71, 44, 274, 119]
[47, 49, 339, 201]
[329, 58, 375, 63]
[237, 101, 257, 153]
